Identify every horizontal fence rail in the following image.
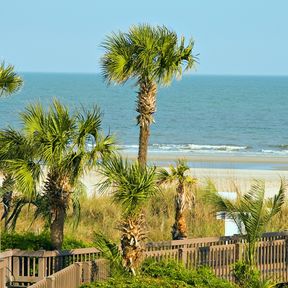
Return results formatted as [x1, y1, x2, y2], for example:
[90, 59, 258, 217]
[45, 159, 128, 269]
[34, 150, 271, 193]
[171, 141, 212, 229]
[28, 259, 110, 288]
[144, 231, 288, 282]
[1, 231, 288, 287]
[0, 247, 102, 287]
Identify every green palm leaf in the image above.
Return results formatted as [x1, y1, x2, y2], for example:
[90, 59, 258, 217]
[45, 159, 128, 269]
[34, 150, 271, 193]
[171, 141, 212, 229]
[208, 178, 286, 266]
[98, 155, 159, 216]
[0, 62, 23, 97]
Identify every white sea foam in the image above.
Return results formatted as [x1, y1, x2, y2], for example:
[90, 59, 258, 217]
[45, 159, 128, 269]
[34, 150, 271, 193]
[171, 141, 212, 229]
[261, 149, 288, 155]
[119, 143, 249, 153]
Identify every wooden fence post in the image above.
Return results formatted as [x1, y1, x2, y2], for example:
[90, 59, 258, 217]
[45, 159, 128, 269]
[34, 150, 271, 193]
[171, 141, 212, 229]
[285, 235, 288, 283]
[12, 256, 20, 281]
[82, 262, 91, 284]
[38, 257, 46, 279]
[179, 247, 187, 267]
[75, 263, 82, 286]
[235, 242, 243, 262]
[46, 276, 55, 288]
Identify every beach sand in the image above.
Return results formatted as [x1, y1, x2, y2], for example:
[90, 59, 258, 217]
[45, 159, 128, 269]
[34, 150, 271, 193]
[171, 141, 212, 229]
[80, 153, 288, 197]
[1, 154, 287, 197]
[80, 167, 287, 197]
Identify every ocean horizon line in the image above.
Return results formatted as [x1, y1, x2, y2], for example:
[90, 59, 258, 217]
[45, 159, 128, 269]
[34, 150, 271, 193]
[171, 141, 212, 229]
[18, 71, 288, 77]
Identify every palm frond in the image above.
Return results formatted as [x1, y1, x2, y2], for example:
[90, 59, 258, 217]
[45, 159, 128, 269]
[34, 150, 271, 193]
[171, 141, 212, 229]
[93, 233, 123, 272]
[3, 159, 40, 199]
[209, 179, 286, 243]
[101, 24, 197, 86]
[98, 155, 159, 216]
[0, 62, 23, 97]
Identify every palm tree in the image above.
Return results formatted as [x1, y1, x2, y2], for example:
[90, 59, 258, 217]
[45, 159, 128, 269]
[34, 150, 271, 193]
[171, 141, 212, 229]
[0, 128, 40, 231]
[158, 160, 196, 240]
[0, 62, 23, 97]
[101, 24, 197, 166]
[0, 100, 115, 249]
[209, 180, 286, 267]
[98, 155, 159, 275]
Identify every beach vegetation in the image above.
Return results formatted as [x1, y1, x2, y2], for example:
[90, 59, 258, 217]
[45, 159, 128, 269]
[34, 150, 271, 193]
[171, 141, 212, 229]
[0, 128, 40, 231]
[96, 155, 159, 275]
[0, 231, 89, 251]
[101, 24, 197, 165]
[81, 258, 235, 287]
[0, 100, 115, 249]
[157, 159, 196, 240]
[208, 179, 286, 267]
[0, 62, 23, 97]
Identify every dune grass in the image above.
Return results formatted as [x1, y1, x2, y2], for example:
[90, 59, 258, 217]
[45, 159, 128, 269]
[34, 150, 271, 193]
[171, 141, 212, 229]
[4, 181, 223, 246]
[3, 179, 288, 249]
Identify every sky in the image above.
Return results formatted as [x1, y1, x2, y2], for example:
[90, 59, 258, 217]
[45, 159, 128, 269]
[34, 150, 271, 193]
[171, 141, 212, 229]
[2, 0, 288, 75]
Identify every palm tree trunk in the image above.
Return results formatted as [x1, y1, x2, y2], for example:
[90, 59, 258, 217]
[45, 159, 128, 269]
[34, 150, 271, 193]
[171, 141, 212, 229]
[138, 124, 150, 166]
[50, 205, 66, 250]
[119, 214, 146, 275]
[137, 81, 157, 166]
[172, 183, 188, 240]
[1, 174, 13, 231]
[44, 172, 70, 250]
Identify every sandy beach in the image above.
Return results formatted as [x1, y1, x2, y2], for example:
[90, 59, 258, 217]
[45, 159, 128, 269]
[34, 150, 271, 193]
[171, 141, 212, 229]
[1, 154, 286, 197]
[80, 153, 288, 197]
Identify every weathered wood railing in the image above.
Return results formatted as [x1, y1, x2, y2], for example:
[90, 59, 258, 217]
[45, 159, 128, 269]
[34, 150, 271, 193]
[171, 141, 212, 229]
[0, 231, 288, 287]
[0, 247, 102, 287]
[29, 259, 109, 288]
[145, 231, 288, 282]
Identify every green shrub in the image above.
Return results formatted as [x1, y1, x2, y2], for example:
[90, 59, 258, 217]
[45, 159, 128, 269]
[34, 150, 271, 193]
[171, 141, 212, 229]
[1, 232, 89, 251]
[82, 259, 236, 288]
[62, 236, 90, 250]
[141, 258, 235, 288]
[1, 232, 52, 250]
[81, 276, 190, 287]
[233, 261, 276, 288]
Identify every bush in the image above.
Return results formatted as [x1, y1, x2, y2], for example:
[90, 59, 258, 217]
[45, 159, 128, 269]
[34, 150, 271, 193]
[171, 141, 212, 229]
[81, 276, 190, 288]
[141, 258, 235, 288]
[1, 232, 90, 251]
[81, 259, 236, 288]
[233, 261, 276, 288]
[1, 232, 52, 250]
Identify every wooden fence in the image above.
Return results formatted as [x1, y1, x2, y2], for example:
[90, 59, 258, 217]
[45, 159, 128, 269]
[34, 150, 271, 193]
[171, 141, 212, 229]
[145, 231, 288, 282]
[0, 231, 288, 287]
[29, 259, 109, 288]
[0, 247, 102, 287]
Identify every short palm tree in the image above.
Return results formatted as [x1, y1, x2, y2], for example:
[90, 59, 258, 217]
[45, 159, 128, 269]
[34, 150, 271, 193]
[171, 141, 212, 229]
[98, 155, 159, 275]
[0, 100, 115, 249]
[0, 128, 40, 231]
[209, 180, 286, 267]
[158, 160, 196, 240]
[0, 62, 23, 97]
[101, 24, 197, 165]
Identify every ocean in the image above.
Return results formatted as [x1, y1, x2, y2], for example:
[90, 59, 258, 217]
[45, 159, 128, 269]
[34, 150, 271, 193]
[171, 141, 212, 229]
[1, 73, 288, 169]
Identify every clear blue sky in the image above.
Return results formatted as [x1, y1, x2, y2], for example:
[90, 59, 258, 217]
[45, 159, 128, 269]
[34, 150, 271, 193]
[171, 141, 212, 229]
[2, 0, 288, 75]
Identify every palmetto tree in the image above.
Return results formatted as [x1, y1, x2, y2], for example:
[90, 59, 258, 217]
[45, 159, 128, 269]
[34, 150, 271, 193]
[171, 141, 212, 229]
[101, 24, 197, 166]
[0, 62, 23, 97]
[209, 180, 286, 267]
[158, 160, 196, 240]
[0, 128, 40, 231]
[0, 100, 115, 249]
[98, 155, 159, 275]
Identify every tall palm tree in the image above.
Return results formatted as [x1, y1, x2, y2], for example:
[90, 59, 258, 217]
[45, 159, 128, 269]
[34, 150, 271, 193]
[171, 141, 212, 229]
[101, 24, 197, 165]
[0, 62, 23, 97]
[158, 160, 196, 240]
[0, 100, 115, 249]
[209, 180, 286, 267]
[98, 155, 159, 275]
